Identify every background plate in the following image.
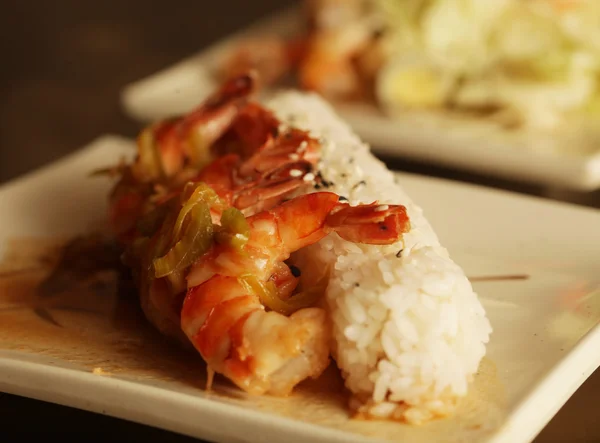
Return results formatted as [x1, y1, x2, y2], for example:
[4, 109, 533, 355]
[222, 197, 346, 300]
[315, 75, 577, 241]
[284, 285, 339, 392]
[119, 6, 600, 191]
[0, 136, 599, 443]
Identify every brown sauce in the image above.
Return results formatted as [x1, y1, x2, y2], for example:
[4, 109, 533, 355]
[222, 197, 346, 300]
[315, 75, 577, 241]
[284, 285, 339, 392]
[0, 235, 506, 441]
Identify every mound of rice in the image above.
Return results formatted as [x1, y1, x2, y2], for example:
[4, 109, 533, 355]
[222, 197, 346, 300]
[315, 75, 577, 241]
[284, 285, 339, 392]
[266, 92, 492, 424]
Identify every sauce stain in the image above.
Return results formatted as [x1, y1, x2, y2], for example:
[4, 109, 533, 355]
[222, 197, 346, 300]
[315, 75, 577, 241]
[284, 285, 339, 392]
[0, 235, 507, 442]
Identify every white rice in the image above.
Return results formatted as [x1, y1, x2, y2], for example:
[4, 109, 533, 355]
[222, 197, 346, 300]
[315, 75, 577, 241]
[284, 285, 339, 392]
[266, 91, 492, 423]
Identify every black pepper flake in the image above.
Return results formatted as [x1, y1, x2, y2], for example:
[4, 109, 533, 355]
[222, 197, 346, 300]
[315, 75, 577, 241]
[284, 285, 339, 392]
[338, 196, 349, 202]
[352, 180, 366, 190]
[314, 183, 322, 190]
[315, 171, 334, 188]
[290, 265, 302, 277]
[379, 224, 388, 231]
[396, 249, 403, 258]
[348, 157, 354, 164]
[354, 282, 360, 287]
[340, 173, 347, 178]
[270, 126, 280, 138]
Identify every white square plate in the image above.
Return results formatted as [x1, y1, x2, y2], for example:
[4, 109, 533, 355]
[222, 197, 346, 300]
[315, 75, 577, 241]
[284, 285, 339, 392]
[119, 6, 600, 191]
[0, 135, 599, 443]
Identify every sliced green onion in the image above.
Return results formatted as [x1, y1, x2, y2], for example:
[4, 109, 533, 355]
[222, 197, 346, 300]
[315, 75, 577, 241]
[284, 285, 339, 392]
[153, 201, 213, 278]
[172, 183, 221, 241]
[239, 273, 327, 316]
[215, 207, 250, 251]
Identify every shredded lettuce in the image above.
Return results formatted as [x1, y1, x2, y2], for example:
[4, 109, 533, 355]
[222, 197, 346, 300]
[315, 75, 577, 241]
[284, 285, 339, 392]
[374, 0, 600, 128]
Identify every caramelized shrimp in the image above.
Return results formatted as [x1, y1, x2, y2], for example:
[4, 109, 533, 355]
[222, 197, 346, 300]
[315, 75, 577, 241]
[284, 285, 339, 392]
[109, 73, 258, 242]
[135, 72, 257, 183]
[196, 157, 315, 217]
[176, 72, 257, 169]
[181, 192, 410, 395]
[237, 127, 321, 179]
[184, 112, 323, 217]
[109, 73, 326, 243]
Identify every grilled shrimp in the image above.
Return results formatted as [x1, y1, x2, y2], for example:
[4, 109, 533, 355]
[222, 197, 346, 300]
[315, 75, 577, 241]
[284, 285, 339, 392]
[109, 74, 323, 242]
[157, 103, 323, 218]
[181, 192, 410, 396]
[196, 156, 316, 217]
[108, 73, 256, 242]
[133, 72, 257, 184]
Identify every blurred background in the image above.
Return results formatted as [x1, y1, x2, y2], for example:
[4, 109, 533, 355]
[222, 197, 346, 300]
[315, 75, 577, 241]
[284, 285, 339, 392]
[0, 0, 598, 441]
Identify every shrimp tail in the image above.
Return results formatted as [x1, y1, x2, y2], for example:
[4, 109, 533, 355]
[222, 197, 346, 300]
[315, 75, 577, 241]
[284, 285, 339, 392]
[326, 203, 411, 245]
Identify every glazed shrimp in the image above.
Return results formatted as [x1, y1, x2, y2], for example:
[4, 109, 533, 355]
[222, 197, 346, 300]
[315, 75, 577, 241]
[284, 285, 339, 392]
[176, 72, 257, 169]
[181, 192, 410, 395]
[155, 153, 316, 223]
[108, 73, 258, 242]
[197, 156, 316, 217]
[133, 71, 257, 183]
[180, 106, 323, 217]
[222, 101, 321, 175]
[237, 127, 321, 179]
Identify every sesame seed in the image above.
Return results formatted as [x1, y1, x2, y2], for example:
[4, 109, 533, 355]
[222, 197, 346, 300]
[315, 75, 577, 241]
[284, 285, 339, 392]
[289, 169, 303, 177]
[374, 204, 389, 212]
[303, 172, 315, 182]
[289, 153, 300, 161]
[298, 141, 308, 152]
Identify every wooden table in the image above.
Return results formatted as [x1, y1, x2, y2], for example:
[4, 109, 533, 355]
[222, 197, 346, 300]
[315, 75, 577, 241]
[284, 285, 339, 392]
[1, 1, 598, 441]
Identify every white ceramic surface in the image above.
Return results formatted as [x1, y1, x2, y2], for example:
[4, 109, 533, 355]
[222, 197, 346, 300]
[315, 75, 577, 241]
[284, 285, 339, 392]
[119, 6, 600, 191]
[0, 135, 599, 443]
